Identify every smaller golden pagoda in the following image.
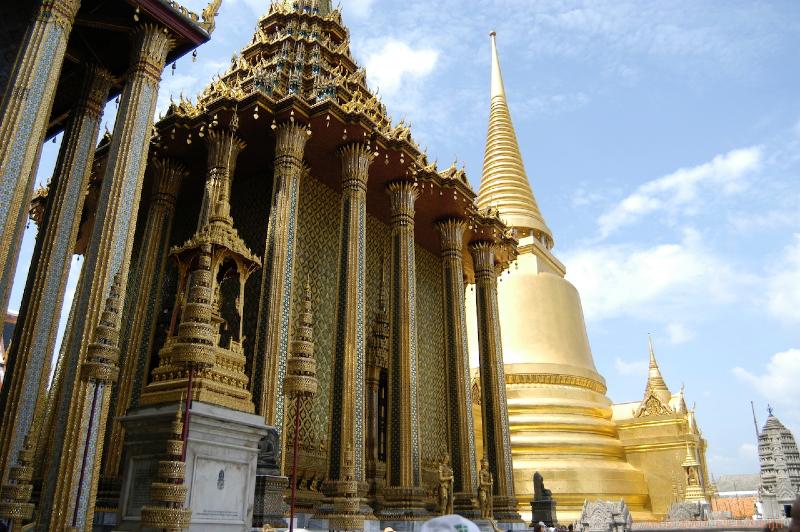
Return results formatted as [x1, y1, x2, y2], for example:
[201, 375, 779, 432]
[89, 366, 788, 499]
[612, 339, 712, 517]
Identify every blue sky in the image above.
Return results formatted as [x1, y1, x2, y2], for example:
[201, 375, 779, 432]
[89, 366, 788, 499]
[11, 0, 800, 477]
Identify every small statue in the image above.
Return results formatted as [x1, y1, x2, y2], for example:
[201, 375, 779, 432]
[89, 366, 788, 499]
[478, 456, 493, 519]
[438, 454, 454, 515]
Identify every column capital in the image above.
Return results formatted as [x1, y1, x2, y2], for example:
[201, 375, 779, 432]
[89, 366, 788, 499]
[130, 23, 174, 83]
[274, 122, 310, 160]
[149, 157, 187, 205]
[436, 218, 466, 256]
[469, 241, 496, 276]
[387, 180, 419, 226]
[339, 143, 374, 192]
[205, 128, 246, 169]
[76, 65, 113, 120]
[39, 0, 82, 32]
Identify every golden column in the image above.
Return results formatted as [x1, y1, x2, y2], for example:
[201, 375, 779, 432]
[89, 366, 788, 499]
[437, 219, 479, 516]
[103, 157, 187, 479]
[36, 23, 173, 531]
[322, 143, 374, 530]
[253, 123, 309, 428]
[0, 0, 81, 315]
[0, 64, 112, 484]
[382, 179, 427, 517]
[469, 241, 521, 522]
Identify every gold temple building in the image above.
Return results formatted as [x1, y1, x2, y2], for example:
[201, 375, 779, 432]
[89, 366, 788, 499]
[0, 1, 523, 530]
[468, 31, 713, 523]
[0, 0, 711, 530]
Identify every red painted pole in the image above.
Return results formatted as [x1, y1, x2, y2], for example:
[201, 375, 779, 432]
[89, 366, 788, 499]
[72, 383, 101, 528]
[289, 395, 302, 532]
[181, 368, 194, 461]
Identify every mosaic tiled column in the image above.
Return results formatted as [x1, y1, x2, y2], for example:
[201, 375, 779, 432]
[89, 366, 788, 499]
[253, 123, 309, 429]
[103, 157, 186, 479]
[321, 143, 373, 529]
[469, 241, 521, 522]
[36, 24, 172, 532]
[437, 219, 479, 516]
[0, 0, 81, 317]
[0, 64, 111, 486]
[381, 180, 427, 518]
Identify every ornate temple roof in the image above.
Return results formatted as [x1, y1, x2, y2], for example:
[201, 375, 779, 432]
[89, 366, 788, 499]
[147, 0, 519, 279]
[477, 32, 553, 247]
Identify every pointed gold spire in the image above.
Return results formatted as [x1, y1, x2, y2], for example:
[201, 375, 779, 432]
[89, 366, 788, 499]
[477, 31, 553, 247]
[645, 335, 671, 405]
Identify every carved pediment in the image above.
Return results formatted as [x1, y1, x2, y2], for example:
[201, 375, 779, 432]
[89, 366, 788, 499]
[635, 393, 672, 418]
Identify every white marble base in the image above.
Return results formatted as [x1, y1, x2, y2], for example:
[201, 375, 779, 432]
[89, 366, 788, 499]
[117, 401, 269, 531]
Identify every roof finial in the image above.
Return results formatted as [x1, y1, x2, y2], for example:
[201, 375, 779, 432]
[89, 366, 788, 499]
[767, 404, 773, 416]
[643, 335, 671, 405]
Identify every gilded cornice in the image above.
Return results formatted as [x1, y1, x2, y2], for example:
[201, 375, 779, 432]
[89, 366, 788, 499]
[504, 372, 608, 394]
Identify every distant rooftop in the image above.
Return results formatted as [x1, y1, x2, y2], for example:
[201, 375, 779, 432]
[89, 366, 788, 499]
[716, 474, 760, 493]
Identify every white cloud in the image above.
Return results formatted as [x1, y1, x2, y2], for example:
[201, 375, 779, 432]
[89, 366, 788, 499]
[598, 146, 762, 237]
[733, 349, 800, 423]
[363, 39, 438, 97]
[615, 357, 647, 376]
[563, 228, 747, 322]
[667, 322, 694, 344]
[765, 235, 800, 324]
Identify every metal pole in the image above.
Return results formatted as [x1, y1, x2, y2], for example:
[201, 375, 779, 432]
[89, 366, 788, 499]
[289, 395, 302, 532]
[181, 368, 195, 461]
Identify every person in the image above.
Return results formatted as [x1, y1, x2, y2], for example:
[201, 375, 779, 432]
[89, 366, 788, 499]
[790, 496, 799, 532]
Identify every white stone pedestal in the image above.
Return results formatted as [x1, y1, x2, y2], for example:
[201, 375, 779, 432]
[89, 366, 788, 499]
[117, 401, 268, 531]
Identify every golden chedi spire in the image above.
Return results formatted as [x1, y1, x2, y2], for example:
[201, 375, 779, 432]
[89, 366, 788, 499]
[140, 397, 192, 531]
[477, 32, 553, 247]
[467, 32, 654, 522]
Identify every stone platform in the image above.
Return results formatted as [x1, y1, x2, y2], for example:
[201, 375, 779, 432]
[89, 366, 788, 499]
[118, 401, 268, 531]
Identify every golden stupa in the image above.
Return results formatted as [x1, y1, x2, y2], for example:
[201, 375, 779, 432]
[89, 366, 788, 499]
[467, 32, 653, 521]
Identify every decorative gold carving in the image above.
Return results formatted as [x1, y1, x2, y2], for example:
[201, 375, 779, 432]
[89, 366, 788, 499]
[0, 429, 36, 527]
[437, 454, 454, 515]
[80, 274, 123, 383]
[283, 278, 318, 398]
[199, 0, 223, 33]
[131, 24, 175, 85]
[478, 457, 494, 519]
[505, 373, 607, 394]
[140, 401, 192, 530]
